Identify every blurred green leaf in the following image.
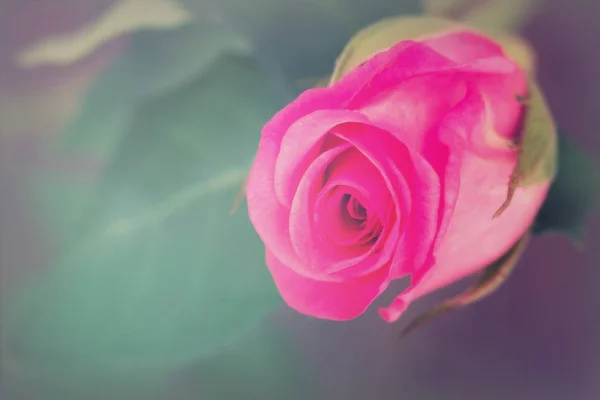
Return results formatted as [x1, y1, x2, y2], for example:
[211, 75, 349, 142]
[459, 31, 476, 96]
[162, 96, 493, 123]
[421, 0, 541, 32]
[58, 23, 251, 160]
[175, 318, 323, 399]
[33, 175, 97, 246]
[17, 0, 193, 68]
[533, 133, 600, 243]
[5, 21, 291, 378]
[34, 23, 252, 244]
[180, 0, 421, 79]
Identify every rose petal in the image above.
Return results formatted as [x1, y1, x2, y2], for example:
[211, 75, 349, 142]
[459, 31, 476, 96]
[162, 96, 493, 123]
[271, 41, 514, 207]
[423, 30, 506, 64]
[378, 82, 537, 323]
[288, 143, 373, 278]
[252, 110, 406, 280]
[428, 83, 485, 251]
[266, 251, 391, 321]
[424, 30, 527, 138]
[273, 112, 353, 207]
[315, 186, 376, 247]
[477, 72, 527, 139]
[321, 147, 392, 222]
[348, 38, 518, 150]
[247, 131, 304, 269]
[289, 141, 395, 278]
[247, 124, 349, 272]
[357, 74, 467, 151]
[336, 128, 441, 278]
[379, 174, 549, 324]
[343, 42, 515, 111]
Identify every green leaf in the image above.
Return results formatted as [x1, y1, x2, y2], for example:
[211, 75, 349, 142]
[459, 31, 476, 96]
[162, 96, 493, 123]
[185, 320, 322, 399]
[401, 235, 530, 337]
[494, 82, 558, 218]
[32, 22, 253, 247]
[16, 0, 193, 68]
[512, 84, 559, 186]
[181, 0, 422, 80]
[57, 23, 251, 160]
[420, 0, 542, 33]
[32, 175, 96, 246]
[4, 23, 291, 378]
[532, 133, 600, 243]
[2, 319, 319, 400]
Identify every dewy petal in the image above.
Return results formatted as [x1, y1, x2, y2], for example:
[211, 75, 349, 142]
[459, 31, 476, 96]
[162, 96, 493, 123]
[266, 251, 390, 321]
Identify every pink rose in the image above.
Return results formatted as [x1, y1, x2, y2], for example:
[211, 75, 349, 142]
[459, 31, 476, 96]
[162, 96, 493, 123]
[246, 18, 552, 322]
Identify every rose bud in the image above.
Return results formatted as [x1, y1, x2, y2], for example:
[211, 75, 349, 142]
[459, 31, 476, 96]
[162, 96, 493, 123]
[246, 16, 557, 322]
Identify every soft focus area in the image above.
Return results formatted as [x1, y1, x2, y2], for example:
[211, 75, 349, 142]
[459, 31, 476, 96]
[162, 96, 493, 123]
[0, 1, 599, 399]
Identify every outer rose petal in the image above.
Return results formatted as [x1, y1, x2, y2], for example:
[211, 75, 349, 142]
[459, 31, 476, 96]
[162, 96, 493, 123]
[266, 251, 390, 321]
[424, 30, 527, 138]
[357, 73, 467, 151]
[344, 43, 514, 112]
[379, 162, 549, 322]
[422, 30, 505, 64]
[275, 110, 384, 207]
[352, 38, 520, 151]
[288, 142, 355, 279]
[430, 83, 486, 250]
[379, 86, 547, 323]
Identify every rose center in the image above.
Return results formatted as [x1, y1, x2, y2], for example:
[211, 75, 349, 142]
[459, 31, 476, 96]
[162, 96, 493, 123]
[315, 185, 384, 248]
[342, 194, 367, 224]
[339, 194, 381, 245]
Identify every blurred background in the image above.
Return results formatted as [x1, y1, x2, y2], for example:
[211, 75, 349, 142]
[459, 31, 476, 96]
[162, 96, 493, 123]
[0, 0, 599, 399]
